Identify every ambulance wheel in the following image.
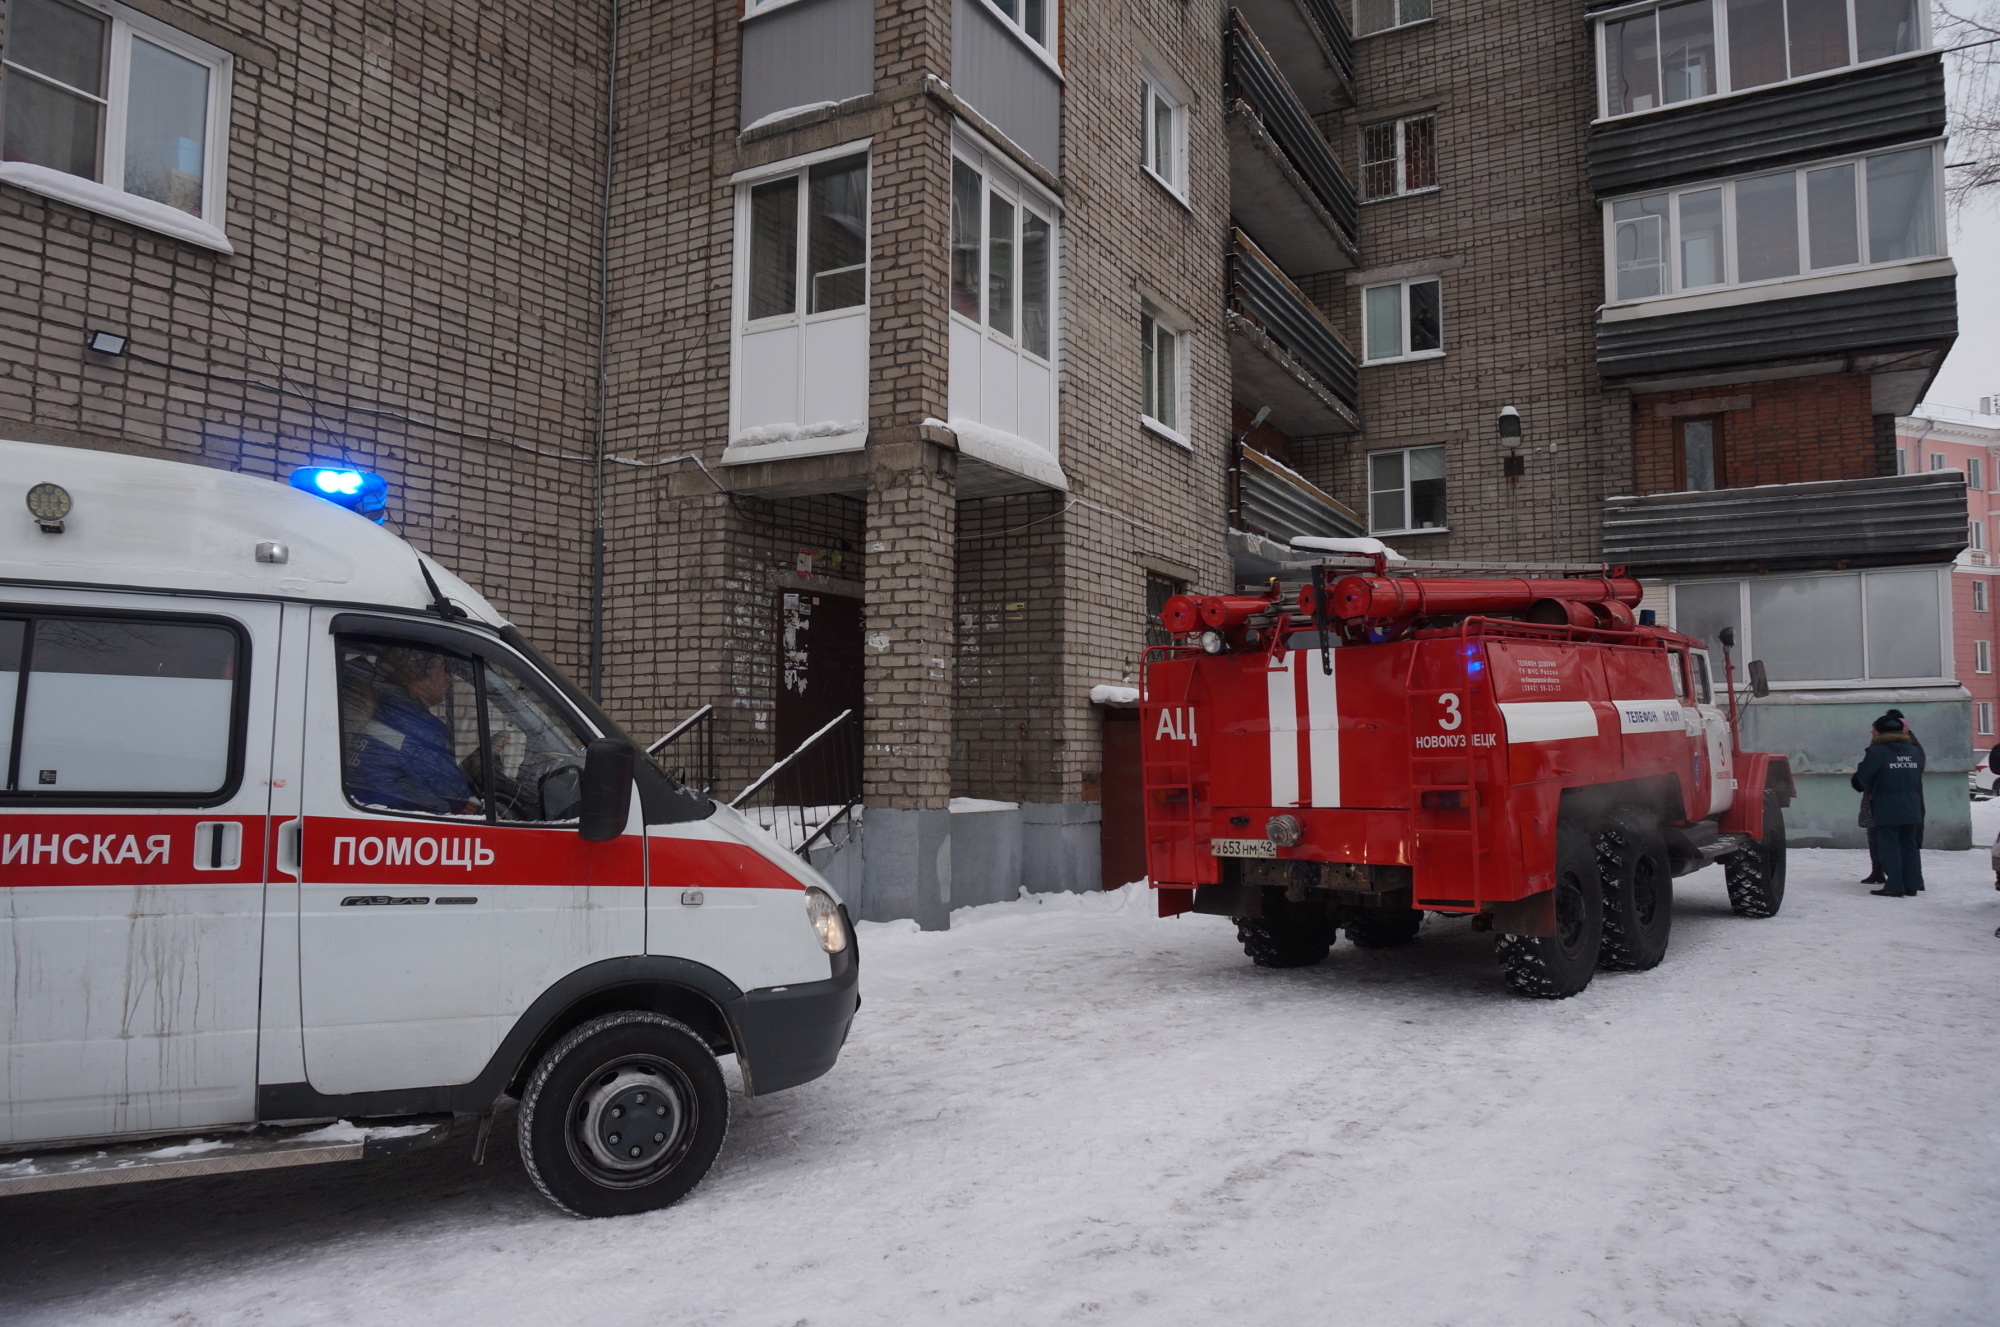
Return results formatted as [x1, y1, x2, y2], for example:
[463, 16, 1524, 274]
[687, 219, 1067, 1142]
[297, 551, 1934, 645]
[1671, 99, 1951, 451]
[1343, 907, 1423, 949]
[1595, 809, 1673, 971]
[1497, 821, 1604, 999]
[1724, 789, 1787, 919]
[518, 1011, 729, 1218]
[1236, 916, 1333, 968]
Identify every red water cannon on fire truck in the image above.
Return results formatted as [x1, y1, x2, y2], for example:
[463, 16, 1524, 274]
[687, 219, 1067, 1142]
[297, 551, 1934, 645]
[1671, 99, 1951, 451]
[1139, 552, 1792, 998]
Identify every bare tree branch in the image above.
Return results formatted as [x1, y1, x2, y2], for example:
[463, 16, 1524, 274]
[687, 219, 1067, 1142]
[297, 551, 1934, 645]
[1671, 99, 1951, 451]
[1938, 2, 2000, 215]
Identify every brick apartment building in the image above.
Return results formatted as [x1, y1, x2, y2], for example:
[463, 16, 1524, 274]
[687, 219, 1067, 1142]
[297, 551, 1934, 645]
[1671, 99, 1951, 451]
[0, 0, 1965, 894]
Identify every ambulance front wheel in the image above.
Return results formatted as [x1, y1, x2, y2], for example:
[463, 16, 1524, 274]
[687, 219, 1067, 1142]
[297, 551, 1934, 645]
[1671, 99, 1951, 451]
[518, 1011, 730, 1218]
[1497, 820, 1604, 999]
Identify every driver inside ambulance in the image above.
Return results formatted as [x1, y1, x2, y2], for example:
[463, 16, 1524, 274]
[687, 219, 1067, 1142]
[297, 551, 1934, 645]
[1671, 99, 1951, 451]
[342, 646, 480, 816]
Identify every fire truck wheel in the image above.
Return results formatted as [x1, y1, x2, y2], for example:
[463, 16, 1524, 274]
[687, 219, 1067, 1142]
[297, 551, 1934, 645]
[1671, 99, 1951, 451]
[1595, 809, 1673, 971]
[517, 1011, 729, 1219]
[1497, 821, 1604, 999]
[1343, 908, 1423, 949]
[1724, 789, 1787, 919]
[1235, 916, 1334, 968]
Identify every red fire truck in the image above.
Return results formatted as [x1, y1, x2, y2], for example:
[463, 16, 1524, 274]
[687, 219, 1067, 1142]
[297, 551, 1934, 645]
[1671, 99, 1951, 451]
[1140, 554, 1792, 998]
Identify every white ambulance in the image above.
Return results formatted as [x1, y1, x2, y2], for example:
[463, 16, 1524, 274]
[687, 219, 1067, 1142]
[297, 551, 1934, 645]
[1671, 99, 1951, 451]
[0, 440, 858, 1217]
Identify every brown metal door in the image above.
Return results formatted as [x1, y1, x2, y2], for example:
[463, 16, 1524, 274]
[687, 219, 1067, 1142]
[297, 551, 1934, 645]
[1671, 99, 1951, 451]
[1100, 708, 1147, 890]
[774, 591, 864, 807]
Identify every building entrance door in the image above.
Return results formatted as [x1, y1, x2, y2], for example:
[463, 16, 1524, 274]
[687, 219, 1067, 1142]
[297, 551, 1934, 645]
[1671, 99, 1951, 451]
[774, 591, 864, 807]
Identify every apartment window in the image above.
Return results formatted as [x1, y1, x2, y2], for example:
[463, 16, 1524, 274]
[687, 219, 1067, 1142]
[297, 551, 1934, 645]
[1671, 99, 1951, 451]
[982, 0, 1054, 51]
[1605, 144, 1939, 302]
[1600, 0, 1925, 118]
[1140, 308, 1186, 443]
[1369, 445, 1447, 534]
[1142, 74, 1187, 198]
[1969, 457, 1984, 490]
[1362, 278, 1443, 363]
[1895, 447, 1909, 474]
[1356, 0, 1432, 35]
[1680, 417, 1723, 491]
[1978, 640, 1992, 675]
[948, 147, 1060, 453]
[1929, 452, 1946, 471]
[1971, 521, 1986, 552]
[0, 0, 231, 222]
[1975, 579, 1989, 612]
[732, 150, 870, 447]
[1360, 114, 1437, 201]
[1145, 572, 1188, 649]
[1671, 568, 1947, 683]
[1980, 701, 1994, 737]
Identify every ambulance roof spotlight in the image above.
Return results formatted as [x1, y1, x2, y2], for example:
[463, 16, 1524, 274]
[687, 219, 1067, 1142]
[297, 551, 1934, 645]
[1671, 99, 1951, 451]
[1198, 629, 1226, 654]
[289, 466, 388, 521]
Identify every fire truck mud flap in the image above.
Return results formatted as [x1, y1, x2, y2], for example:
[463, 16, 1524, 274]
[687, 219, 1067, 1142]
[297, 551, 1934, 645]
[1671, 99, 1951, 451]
[1487, 889, 1557, 938]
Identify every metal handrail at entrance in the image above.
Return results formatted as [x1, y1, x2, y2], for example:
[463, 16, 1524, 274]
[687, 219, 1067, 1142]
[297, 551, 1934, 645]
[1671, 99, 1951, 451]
[730, 708, 863, 859]
[646, 704, 716, 796]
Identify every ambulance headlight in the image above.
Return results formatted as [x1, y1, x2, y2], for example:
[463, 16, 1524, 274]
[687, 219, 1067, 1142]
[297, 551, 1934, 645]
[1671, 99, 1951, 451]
[805, 887, 848, 954]
[289, 466, 389, 521]
[1266, 814, 1303, 847]
[1198, 629, 1226, 655]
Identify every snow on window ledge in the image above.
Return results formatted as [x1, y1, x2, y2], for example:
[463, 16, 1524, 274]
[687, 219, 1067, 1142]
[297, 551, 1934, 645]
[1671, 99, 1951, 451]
[940, 417, 1070, 492]
[720, 420, 867, 466]
[0, 163, 233, 254]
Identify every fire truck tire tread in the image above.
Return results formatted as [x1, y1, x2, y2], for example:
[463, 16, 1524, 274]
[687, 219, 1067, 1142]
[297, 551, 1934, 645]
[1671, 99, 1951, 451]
[1235, 917, 1333, 968]
[1724, 789, 1787, 918]
[1344, 909, 1424, 949]
[1596, 809, 1673, 971]
[1496, 820, 1604, 999]
[517, 1011, 729, 1219]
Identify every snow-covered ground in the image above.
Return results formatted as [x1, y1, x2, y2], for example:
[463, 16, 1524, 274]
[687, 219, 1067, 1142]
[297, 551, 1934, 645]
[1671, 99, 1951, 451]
[3, 847, 1997, 1326]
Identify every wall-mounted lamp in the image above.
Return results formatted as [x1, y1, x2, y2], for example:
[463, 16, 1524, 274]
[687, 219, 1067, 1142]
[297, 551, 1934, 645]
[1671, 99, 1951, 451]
[1497, 405, 1521, 448]
[86, 330, 128, 356]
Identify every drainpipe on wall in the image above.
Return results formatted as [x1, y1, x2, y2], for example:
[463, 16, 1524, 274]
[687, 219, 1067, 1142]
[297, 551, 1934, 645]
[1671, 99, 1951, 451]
[589, 0, 622, 701]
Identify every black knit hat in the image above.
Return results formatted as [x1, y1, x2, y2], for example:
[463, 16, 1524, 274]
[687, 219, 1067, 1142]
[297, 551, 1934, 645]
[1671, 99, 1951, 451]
[1874, 715, 1905, 734]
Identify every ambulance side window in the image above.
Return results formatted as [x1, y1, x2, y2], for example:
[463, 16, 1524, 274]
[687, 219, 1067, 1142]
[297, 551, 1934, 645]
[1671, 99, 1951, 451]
[4, 614, 241, 799]
[335, 634, 592, 825]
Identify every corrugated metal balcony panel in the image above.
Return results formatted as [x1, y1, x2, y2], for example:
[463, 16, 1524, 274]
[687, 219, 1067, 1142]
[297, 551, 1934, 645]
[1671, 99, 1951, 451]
[1590, 54, 1945, 197]
[1602, 472, 1968, 577]
[1236, 444, 1363, 543]
[1229, 230, 1358, 407]
[1596, 273, 1957, 381]
[1225, 13, 1356, 240]
[1226, 104, 1358, 274]
[1228, 315, 1362, 438]
[1229, 0, 1352, 111]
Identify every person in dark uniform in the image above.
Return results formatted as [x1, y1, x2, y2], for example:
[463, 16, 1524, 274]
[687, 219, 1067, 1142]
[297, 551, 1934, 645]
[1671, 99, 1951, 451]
[1852, 715, 1925, 897]
[343, 647, 479, 816]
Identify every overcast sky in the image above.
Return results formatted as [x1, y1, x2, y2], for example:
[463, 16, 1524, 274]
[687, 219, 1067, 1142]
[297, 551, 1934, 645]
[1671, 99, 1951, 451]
[1933, 198, 1998, 412]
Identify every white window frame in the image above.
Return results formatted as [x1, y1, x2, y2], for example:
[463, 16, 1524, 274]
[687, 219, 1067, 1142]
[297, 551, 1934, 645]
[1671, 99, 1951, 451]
[1975, 578, 1989, 613]
[1980, 700, 1994, 737]
[0, 0, 232, 248]
[1354, 0, 1434, 38]
[1140, 70, 1188, 203]
[1668, 567, 1954, 687]
[1139, 302, 1189, 448]
[1359, 112, 1439, 202]
[1979, 639, 1993, 674]
[1969, 456, 1985, 491]
[1601, 142, 1945, 305]
[1594, 0, 1931, 122]
[971, 0, 1061, 68]
[1929, 452, 1947, 470]
[1360, 276, 1444, 365]
[1367, 443, 1448, 535]
[1971, 520, 1986, 553]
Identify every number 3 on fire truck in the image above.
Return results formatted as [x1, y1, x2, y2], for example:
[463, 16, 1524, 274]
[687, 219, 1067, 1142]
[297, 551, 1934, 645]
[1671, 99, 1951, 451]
[1437, 693, 1462, 731]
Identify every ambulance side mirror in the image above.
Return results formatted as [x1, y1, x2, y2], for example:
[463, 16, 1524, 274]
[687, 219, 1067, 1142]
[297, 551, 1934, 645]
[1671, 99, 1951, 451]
[1747, 660, 1770, 698]
[579, 738, 636, 841]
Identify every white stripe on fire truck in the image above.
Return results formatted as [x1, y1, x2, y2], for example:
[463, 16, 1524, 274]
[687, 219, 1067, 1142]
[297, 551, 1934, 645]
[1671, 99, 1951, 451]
[1304, 652, 1340, 807]
[1498, 700, 1599, 743]
[1268, 655, 1299, 807]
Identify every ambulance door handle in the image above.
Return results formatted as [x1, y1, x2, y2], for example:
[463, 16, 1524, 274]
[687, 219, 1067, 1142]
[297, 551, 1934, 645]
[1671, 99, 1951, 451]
[275, 818, 303, 876]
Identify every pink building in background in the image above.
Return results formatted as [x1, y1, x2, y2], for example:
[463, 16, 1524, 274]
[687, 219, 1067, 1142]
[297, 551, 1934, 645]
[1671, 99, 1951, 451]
[1899, 404, 2000, 759]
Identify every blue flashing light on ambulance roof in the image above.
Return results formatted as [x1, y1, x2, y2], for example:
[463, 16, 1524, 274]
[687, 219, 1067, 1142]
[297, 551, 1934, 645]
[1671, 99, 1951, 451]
[288, 466, 388, 521]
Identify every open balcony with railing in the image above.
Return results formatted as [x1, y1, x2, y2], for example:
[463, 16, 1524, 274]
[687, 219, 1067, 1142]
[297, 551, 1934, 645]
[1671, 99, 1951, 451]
[1225, 8, 1358, 277]
[1227, 229, 1359, 438]
[1231, 0, 1352, 112]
